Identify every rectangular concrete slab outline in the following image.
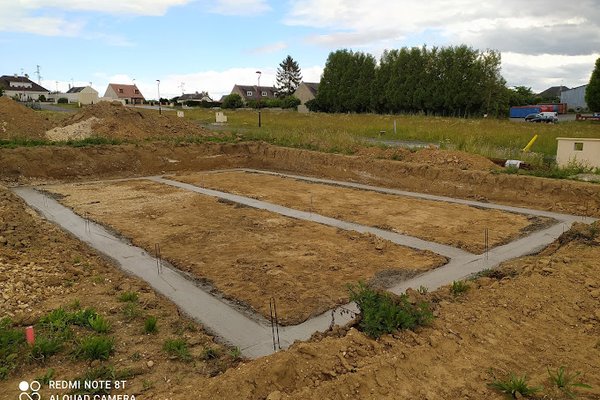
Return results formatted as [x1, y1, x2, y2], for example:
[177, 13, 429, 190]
[12, 171, 596, 359]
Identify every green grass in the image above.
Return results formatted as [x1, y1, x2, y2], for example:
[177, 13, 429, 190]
[143, 316, 158, 334]
[450, 281, 470, 297]
[88, 315, 110, 334]
[0, 318, 26, 379]
[29, 336, 63, 360]
[547, 366, 592, 398]
[489, 373, 542, 398]
[117, 291, 139, 302]
[163, 339, 191, 361]
[76, 336, 114, 360]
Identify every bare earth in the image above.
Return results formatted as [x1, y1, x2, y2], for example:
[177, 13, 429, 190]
[45, 179, 446, 325]
[170, 170, 552, 254]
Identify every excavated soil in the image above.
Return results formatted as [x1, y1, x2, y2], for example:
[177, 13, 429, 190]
[45, 102, 217, 141]
[0, 97, 54, 139]
[403, 148, 499, 170]
[44, 179, 446, 325]
[171, 170, 551, 254]
[183, 223, 600, 400]
[0, 186, 238, 399]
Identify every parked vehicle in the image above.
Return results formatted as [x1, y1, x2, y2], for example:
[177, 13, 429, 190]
[525, 113, 558, 123]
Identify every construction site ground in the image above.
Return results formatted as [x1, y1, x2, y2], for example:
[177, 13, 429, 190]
[42, 179, 446, 325]
[1, 105, 600, 399]
[169, 170, 553, 254]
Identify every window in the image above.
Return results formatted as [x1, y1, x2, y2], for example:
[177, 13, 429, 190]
[135, 90, 139, 94]
[118, 88, 124, 93]
[261, 91, 268, 97]
[246, 91, 253, 97]
[574, 142, 584, 151]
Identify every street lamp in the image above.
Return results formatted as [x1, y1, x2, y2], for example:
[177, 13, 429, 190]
[156, 79, 162, 115]
[256, 70, 261, 127]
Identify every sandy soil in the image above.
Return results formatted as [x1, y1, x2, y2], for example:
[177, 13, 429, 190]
[0, 97, 55, 139]
[171, 170, 552, 254]
[0, 186, 237, 399]
[45, 179, 446, 325]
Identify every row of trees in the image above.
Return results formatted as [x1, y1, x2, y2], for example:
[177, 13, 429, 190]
[312, 46, 511, 117]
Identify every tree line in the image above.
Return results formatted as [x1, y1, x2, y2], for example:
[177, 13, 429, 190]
[310, 45, 512, 117]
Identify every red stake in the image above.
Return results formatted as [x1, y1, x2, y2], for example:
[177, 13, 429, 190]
[25, 326, 35, 345]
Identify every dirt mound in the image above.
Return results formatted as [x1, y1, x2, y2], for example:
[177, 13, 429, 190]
[404, 148, 499, 170]
[47, 101, 216, 141]
[0, 97, 53, 140]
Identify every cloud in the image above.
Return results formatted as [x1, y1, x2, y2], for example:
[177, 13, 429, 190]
[247, 41, 287, 55]
[17, 0, 192, 16]
[501, 52, 598, 92]
[209, 0, 271, 16]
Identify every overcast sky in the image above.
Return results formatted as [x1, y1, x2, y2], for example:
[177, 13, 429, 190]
[1, 0, 598, 99]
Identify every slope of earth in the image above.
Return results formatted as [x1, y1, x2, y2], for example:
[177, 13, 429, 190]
[0, 186, 238, 399]
[171, 170, 552, 254]
[0, 97, 55, 140]
[187, 222, 600, 400]
[403, 148, 500, 170]
[46, 102, 218, 141]
[44, 179, 446, 325]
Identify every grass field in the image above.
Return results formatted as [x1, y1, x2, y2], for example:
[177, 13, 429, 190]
[182, 108, 600, 165]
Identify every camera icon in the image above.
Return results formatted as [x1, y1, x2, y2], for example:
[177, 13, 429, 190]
[19, 381, 41, 400]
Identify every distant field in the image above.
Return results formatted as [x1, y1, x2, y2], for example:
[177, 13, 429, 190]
[183, 108, 600, 164]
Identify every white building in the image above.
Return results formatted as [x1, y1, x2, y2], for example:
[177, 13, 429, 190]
[65, 86, 99, 105]
[560, 85, 588, 111]
[0, 74, 50, 101]
[557, 137, 600, 169]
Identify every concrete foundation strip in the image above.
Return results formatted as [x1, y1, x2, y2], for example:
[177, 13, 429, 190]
[12, 172, 596, 359]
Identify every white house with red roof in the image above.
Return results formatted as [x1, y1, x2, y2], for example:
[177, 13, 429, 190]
[103, 83, 145, 104]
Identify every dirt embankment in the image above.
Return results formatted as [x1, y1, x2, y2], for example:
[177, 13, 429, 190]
[1, 142, 600, 217]
[0, 97, 54, 139]
[46, 102, 216, 141]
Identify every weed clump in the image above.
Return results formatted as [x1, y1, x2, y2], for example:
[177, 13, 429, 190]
[349, 282, 433, 338]
[489, 373, 542, 398]
[163, 339, 191, 361]
[76, 336, 114, 361]
[547, 366, 592, 398]
[144, 316, 158, 334]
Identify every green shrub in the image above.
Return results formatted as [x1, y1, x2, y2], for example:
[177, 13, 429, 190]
[57, 97, 68, 104]
[348, 282, 433, 338]
[489, 373, 542, 398]
[201, 347, 219, 361]
[222, 94, 243, 109]
[71, 308, 98, 327]
[163, 339, 191, 361]
[144, 316, 158, 334]
[280, 95, 301, 109]
[547, 366, 592, 398]
[76, 336, 114, 360]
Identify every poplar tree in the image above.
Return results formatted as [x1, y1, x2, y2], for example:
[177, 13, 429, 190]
[585, 57, 600, 111]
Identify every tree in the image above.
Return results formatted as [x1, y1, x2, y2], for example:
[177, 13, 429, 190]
[222, 93, 243, 109]
[0, 86, 4, 96]
[275, 55, 302, 97]
[585, 57, 600, 111]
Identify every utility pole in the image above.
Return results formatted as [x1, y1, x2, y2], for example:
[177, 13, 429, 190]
[156, 80, 162, 115]
[36, 65, 42, 85]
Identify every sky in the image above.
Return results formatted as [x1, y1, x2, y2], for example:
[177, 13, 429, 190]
[1, 0, 599, 100]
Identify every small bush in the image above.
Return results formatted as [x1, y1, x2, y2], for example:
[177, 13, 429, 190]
[349, 282, 433, 338]
[122, 303, 141, 321]
[201, 347, 219, 361]
[117, 291, 138, 302]
[144, 316, 158, 334]
[228, 347, 241, 359]
[489, 373, 542, 398]
[76, 336, 114, 361]
[71, 308, 98, 327]
[547, 366, 592, 398]
[163, 339, 191, 361]
[222, 93, 243, 109]
[280, 95, 301, 109]
[57, 97, 68, 104]
[450, 280, 470, 297]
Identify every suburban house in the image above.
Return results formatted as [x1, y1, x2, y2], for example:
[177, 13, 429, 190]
[230, 84, 277, 103]
[560, 85, 588, 111]
[176, 91, 213, 105]
[294, 81, 319, 112]
[0, 75, 50, 101]
[65, 86, 99, 105]
[103, 83, 145, 104]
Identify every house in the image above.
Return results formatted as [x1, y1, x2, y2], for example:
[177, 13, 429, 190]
[556, 137, 600, 169]
[294, 81, 319, 112]
[560, 85, 588, 111]
[176, 91, 213, 105]
[230, 84, 277, 103]
[103, 83, 145, 105]
[65, 86, 99, 105]
[0, 75, 50, 101]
